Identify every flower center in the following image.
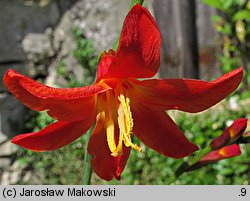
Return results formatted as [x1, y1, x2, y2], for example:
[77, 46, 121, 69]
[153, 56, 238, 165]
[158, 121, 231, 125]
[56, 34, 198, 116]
[105, 91, 141, 157]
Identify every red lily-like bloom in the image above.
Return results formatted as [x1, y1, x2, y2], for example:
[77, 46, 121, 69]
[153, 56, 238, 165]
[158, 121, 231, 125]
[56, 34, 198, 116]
[4, 5, 243, 181]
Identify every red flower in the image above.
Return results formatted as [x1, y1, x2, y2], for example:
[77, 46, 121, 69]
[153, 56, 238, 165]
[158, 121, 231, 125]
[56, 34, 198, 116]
[188, 144, 241, 171]
[3, 5, 243, 181]
[210, 118, 247, 150]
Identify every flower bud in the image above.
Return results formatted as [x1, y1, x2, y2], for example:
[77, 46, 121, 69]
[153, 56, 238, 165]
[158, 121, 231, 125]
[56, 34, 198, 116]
[188, 144, 241, 171]
[210, 118, 247, 150]
[202, 144, 241, 162]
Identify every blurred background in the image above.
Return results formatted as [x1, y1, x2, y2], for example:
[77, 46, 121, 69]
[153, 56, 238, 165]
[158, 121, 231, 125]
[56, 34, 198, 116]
[0, 0, 249, 184]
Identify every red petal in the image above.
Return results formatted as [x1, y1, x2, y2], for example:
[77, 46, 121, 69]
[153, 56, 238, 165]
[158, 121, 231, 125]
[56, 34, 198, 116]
[11, 116, 95, 152]
[96, 50, 115, 83]
[133, 68, 243, 112]
[88, 113, 131, 181]
[104, 4, 161, 79]
[131, 101, 198, 158]
[4, 69, 110, 121]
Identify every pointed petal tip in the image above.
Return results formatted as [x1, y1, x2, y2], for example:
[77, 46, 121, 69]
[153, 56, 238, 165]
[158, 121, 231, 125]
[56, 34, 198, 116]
[173, 143, 199, 159]
[3, 69, 22, 85]
[11, 136, 18, 145]
[235, 117, 248, 124]
[233, 118, 248, 133]
[10, 119, 94, 152]
[191, 143, 199, 153]
[11, 135, 19, 144]
[220, 67, 244, 82]
[104, 3, 161, 79]
[233, 66, 243, 77]
[11, 134, 45, 152]
[11, 133, 26, 145]
[114, 174, 121, 181]
[3, 69, 17, 85]
[236, 66, 244, 73]
[4, 69, 16, 76]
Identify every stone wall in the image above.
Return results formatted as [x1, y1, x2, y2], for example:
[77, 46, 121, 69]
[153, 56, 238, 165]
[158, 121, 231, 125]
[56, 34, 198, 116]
[0, 0, 67, 136]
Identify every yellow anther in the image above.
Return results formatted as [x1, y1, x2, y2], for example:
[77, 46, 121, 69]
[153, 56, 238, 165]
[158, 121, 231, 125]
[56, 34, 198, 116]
[123, 133, 142, 152]
[106, 118, 116, 153]
[105, 91, 141, 157]
[114, 94, 141, 156]
[105, 91, 117, 154]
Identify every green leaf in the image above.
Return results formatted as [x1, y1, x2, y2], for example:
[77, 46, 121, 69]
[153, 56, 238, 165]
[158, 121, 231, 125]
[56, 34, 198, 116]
[222, 0, 235, 10]
[233, 10, 250, 21]
[221, 23, 232, 35]
[235, 0, 248, 7]
[211, 15, 224, 22]
[220, 167, 234, 175]
[240, 90, 250, 99]
[202, 0, 224, 10]
[235, 164, 248, 174]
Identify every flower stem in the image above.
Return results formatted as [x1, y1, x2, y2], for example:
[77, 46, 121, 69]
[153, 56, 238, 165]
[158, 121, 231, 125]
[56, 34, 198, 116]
[82, 125, 94, 185]
[129, 0, 144, 9]
[113, 0, 145, 51]
[187, 146, 212, 167]
[167, 146, 212, 185]
[237, 132, 250, 144]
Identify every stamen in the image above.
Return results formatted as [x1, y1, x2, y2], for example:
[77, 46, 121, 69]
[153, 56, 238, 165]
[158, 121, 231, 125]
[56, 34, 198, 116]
[115, 94, 141, 155]
[104, 91, 141, 157]
[106, 118, 116, 153]
[105, 91, 117, 154]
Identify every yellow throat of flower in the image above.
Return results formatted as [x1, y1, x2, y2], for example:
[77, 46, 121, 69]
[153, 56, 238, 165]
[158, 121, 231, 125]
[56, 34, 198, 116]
[106, 93, 141, 157]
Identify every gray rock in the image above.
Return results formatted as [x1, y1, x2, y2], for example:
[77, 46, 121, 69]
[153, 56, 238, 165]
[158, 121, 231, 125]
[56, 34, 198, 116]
[0, 131, 8, 144]
[22, 31, 54, 66]
[10, 170, 21, 184]
[71, 0, 132, 53]
[1, 171, 10, 185]
[0, 0, 60, 63]
[0, 158, 11, 168]
[22, 172, 32, 184]
[10, 161, 21, 172]
[0, 140, 18, 157]
[0, 94, 27, 138]
[22, 171, 44, 185]
[48, 6, 84, 86]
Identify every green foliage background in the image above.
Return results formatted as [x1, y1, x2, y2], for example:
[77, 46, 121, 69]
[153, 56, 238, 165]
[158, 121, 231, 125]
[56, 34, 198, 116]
[203, 0, 250, 88]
